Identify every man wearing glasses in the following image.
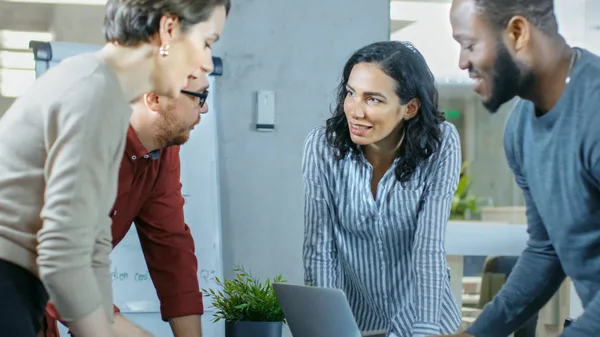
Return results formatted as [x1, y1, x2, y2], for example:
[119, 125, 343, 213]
[43, 75, 211, 337]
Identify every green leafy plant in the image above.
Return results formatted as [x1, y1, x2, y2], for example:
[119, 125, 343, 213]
[202, 266, 287, 323]
[451, 161, 481, 220]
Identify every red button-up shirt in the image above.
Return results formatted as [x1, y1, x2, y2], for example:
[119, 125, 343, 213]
[43, 126, 202, 336]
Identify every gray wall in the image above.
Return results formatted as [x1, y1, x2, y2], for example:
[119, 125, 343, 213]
[213, 0, 391, 285]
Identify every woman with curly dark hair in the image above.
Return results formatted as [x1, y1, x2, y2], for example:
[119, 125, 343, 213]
[302, 41, 462, 336]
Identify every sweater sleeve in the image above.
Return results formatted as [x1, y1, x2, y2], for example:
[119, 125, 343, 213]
[37, 72, 128, 323]
[466, 105, 565, 337]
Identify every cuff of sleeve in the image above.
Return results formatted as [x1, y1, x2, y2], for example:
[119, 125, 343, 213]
[160, 292, 204, 321]
[466, 319, 491, 337]
[465, 308, 498, 337]
[40, 267, 102, 322]
[465, 325, 483, 337]
[412, 322, 441, 337]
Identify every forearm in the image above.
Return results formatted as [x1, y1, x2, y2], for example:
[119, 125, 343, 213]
[69, 306, 116, 337]
[302, 201, 339, 289]
[411, 204, 452, 335]
[302, 237, 339, 288]
[38, 201, 109, 322]
[39, 230, 113, 330]
[466, 248, 565, 337]
[93, 264, 114, 325]
[169, 315, 202, 337]
[411, 250, 446, 336]
[302, 186, 339, 287]
[302, 214, 339, 288]
[112, 313, 152, 337]
[94, 220, 116, 323]
[48, 231, 117, 336]
[134, 219, 205, 321]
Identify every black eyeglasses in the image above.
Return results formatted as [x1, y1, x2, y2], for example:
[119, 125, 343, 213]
[181, 89, 209, 107]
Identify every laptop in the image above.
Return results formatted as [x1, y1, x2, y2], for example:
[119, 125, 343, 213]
[273, 283, 388, 337]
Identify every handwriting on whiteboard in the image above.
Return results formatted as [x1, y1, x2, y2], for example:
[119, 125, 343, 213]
[111, 267, 151, 283]
[111, 266, 216, 285]
[200, 269, 217, 284]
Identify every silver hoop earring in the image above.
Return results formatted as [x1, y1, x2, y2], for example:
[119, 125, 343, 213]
[159, 44, 170, 56]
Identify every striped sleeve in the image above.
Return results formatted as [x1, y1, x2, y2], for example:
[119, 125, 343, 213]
[411, 123, 461, 336]
[301, 128, 339, 288]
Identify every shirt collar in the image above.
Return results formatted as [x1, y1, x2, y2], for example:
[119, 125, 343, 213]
[125, 125, 161, 161]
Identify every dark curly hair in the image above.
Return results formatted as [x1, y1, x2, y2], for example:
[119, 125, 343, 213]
[325, 40, 445, 184]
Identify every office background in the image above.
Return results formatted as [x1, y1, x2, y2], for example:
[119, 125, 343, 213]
[0, 0, 597, 336]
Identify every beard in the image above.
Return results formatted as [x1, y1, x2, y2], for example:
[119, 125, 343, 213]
[483, 42, 535, 113]
[154, 105, 200, 148]
[163, 131, 191, 147]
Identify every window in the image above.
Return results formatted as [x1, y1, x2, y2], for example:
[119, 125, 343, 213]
[0, 30, 53, 97]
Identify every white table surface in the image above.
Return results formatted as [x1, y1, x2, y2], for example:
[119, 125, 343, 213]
[444, 221, 528, 310]
[445, 221, 528, 256]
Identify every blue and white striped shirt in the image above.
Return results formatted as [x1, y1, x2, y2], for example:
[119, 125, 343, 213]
[302, 122, 462, 337]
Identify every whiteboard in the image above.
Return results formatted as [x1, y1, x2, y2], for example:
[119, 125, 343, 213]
[30, 41, 225, 336]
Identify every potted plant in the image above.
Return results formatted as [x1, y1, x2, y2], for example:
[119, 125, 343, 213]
[203, 266, 286, 337]
[451, 161, 482, 220]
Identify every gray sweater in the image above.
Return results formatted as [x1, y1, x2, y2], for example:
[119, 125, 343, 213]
[467, 48, 600, 337]
[0, 52, 130, 323]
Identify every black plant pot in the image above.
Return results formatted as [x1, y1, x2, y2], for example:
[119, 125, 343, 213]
[225, 321, 283, 337]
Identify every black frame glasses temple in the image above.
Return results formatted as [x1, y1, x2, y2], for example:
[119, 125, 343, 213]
[181, 89, 209, 107]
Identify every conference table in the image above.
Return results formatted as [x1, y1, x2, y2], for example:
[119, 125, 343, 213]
[445, 220, 529, 309]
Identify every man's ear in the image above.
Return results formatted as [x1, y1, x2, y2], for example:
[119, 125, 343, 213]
[505, 15, 531, 53]
[403, 98, 421, 120]
[143, 93, 161, 112]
